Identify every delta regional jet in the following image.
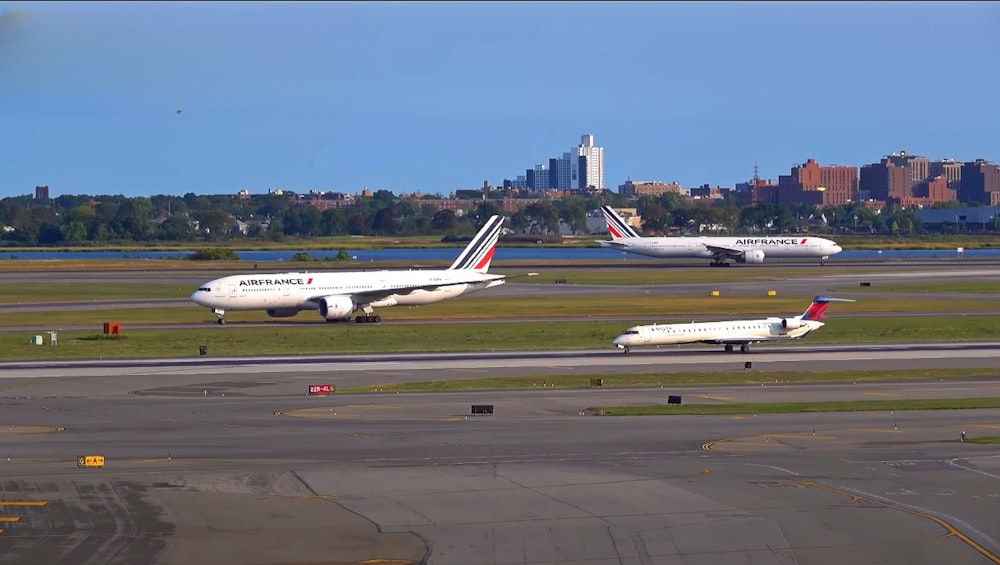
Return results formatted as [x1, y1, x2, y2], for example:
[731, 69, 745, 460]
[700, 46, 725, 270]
[190, 215, 534, 325]
[612, 295, 855, 354]
[600, 206, 842, 266]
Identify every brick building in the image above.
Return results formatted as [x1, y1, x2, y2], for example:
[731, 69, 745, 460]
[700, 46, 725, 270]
[778, 158, 857, 206]
[959, 160, 1000, 206]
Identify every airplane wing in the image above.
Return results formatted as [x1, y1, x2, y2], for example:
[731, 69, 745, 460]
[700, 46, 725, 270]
[303, 273, 533, 304]
[502, 272, 540, 280]
[599, 240, 630, 250]
[702, 244, 743, 260]
[702, 336, 770, 345]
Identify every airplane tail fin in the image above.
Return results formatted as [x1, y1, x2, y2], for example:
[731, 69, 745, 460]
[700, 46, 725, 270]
[601, 205, 641, 239]
[800, 295, 855, 322]
[447, 215, 505, 272]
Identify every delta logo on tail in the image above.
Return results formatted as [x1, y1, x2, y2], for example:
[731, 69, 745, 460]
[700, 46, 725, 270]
[801, 295, 854, 321]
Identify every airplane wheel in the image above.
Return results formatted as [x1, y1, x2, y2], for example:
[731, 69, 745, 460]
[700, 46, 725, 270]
[373, 315, 382, 323]
[741, 345, 749, 353]
[623, 347, 630, 355]
[217, 319, 225, 325]
[355, 315, 365, 323]
[724, 344, 733, 353]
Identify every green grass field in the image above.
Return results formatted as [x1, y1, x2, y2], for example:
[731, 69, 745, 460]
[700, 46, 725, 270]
[0, 298, 996, 328]
[831, 281, 1000, 294]
[0, 282, 191, 302]
[966, 436, 1000, 444]
[341, 368, 1000, 393]
[593, 398, 1000, 416]
[5, 315, 1000, 361]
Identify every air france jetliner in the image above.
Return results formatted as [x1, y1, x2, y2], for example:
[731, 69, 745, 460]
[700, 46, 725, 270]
[190, 215, 533, 325]
[612, 295, 854, 354]
[600, 206, 842, 266]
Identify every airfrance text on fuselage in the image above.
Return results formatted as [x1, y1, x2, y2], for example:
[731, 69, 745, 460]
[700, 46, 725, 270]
[239, 278, 312, 286]
[734, 239, 806, 246]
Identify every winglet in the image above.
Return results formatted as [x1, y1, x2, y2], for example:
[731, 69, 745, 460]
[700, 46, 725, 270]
[447, 215, 505, 272]
[601, 206, 641, 239]
[800, 295, 855, 322]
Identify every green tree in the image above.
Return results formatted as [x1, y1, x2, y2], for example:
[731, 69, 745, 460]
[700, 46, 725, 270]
[61, 221, 88, 242]
[431, 209, 457, 232]
[160, 214, 193, 240]
[114, 197, 156, 241]
[475, 201, 502, 228]
[524, 200, 560, 235]
[193, 209, 233, 239]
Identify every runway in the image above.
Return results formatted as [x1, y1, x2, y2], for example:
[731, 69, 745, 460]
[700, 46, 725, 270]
[2, 345, 1000, 564]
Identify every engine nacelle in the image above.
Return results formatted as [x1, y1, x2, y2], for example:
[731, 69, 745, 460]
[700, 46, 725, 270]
[780, 317, 804, 330]
[317, 295, 356, 320]
[266, 308, 300, 318]
[737, 249, 766, 264]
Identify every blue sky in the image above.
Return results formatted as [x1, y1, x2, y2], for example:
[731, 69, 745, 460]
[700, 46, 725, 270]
[1, 1, 998, 198]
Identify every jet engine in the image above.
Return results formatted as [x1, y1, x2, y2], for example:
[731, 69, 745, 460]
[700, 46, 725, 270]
[266, 308, 299, 318]
[737, 249, 766, 264]
[780, 318, 804, 330]
[318, 296, 356, 321]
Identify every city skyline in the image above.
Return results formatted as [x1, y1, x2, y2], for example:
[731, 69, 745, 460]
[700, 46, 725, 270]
[2, 1, 999, 198]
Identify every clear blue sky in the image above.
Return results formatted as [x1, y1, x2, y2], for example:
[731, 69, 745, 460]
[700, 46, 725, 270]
[2, 1, 998, 198]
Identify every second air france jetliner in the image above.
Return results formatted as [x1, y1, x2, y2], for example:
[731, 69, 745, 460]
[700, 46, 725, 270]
[190, 215, 534, 324]
[600, 205, 842, 266]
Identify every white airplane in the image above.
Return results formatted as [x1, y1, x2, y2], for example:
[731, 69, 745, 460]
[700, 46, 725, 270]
[612, 295, 855, 354]
[190, 215, 535, 325]
[599, 205, 842, 266]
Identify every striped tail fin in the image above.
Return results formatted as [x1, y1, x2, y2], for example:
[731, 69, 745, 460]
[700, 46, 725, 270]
[601, 205, 641, 239]
[447, 215, 505, 272]
[800, 295, 855, 322]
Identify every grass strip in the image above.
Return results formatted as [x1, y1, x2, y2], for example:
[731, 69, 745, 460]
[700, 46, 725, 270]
[966, 436, 1000, 444]
[4, 319, 1000, 362]
[3, 293, 1000, 327]
[340, 368, 997, 393]
[594, 398, 1000, 416]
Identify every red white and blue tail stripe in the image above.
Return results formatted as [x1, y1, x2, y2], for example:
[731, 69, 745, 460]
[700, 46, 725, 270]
[800, 295, 855, 322]
[447, 215, 505, 272]
[602, 206, 641, 239]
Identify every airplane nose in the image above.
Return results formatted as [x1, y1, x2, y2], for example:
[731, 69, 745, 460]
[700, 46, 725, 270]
[832, 244, 843, 254]
[190, 291, 205, 306]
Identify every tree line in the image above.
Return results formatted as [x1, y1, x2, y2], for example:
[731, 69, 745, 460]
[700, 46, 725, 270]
[0, 189, 972, 246]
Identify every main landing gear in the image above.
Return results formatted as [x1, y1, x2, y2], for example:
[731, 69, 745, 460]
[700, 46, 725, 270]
[214, 308, 226, 325]
[354, 306, 382, 323]
[709, 260, 731, 268]
[724, 344, 751, 353]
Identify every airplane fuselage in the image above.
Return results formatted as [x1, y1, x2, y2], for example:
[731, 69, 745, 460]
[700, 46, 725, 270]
[191, 269, 506, 313]
[601, 236, 841, 260]
[613, 317, 824, 350]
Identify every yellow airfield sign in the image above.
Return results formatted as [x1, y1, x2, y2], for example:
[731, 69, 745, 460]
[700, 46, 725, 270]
[77, 455, 105, 468]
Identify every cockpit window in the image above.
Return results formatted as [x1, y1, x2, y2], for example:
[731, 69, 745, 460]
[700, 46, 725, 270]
[197, 287, 211, 292]
[622, 330, 640, 335]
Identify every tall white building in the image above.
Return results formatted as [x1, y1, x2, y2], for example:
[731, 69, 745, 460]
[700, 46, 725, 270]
[504, 133, 605, 190]
[574, 133, 604, 190]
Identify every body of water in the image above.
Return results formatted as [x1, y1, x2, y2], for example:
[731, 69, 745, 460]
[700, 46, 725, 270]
[0, 247, 990, 262]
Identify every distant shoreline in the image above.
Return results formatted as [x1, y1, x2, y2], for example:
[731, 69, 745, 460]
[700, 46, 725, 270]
[0, 235, 998, 253]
